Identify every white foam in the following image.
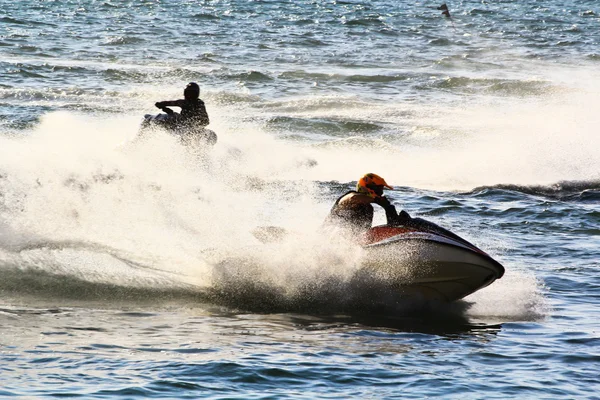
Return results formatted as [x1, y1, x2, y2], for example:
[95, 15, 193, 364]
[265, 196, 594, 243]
[465, 268, 550, 320]
[236, 65, 600, 191]
[2, 62, 596, 306]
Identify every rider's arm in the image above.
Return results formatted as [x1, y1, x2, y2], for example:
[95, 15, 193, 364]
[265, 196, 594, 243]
[374, 196, 401, 225]
[156, 100, 186, 108]
[197, 100, 210, 126]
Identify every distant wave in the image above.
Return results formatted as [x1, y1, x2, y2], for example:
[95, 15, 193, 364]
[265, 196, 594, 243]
[260, 96, 367, 113]
[0, 63, 96, 87]
[101, 36, 146, 46]
[421, 76, 553, 96]
[1, 65, 47, 80]
[342, 17, 389, 27]
[266, 116, 384, 135]
[103, 68, 148, 82]
[466, 8, 496, 17]
[311, 136, 396, 151]
[428, 38, 453, 46]
[191, 13, 221, 21]
[221, 70, 273, 82]
[211, 90, 262, 105]
[0, 16, 56, 27]
[278, 70, 411, 83]
[468, 180, 600, 201]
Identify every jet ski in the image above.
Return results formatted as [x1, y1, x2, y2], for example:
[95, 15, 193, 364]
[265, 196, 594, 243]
[358, 217, 505, 303]
[252, 215, 504, 303]
[140, 107, 217, 147]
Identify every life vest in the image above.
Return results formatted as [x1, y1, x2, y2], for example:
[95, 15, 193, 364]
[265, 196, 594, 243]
[325, 191, 374, 232]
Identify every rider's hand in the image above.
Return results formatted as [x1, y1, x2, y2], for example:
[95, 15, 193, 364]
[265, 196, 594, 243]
[390, 210, 411, 226]
[155, 102, 165, 109]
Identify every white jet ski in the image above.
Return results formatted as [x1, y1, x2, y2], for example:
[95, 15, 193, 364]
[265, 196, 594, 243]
[358, 218, 505, 302]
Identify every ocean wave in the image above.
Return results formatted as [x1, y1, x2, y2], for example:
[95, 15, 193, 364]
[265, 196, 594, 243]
[554, 40, 584, 47]
[266, 116, 383, 135]
[421, 76, 554, 96]
[291, 37, 329, 47]
[290, 18, 319, 27]
[103, 68, 147, 82]
[0, 62, 96, 85]
[342, 17, 388, 28]
[468, 180, 600, 201]
[278, 70, 410, 83]
[466, 8, 496, 17]
[258, 96, 367, 113]
[164, 67, 218, 81]
[101, 36, 146, 46]
[211, 91, 262, 105]
[0, 16, 56, 27]
[428, 38, 453, 46]
[0, 237, 205, 303]
[1, 65, 47, 80]
[221, 70, 273, 82]
[191, 13, 221, 21]
[0, 267, 202, 303]
[0, 86, 98, 102]
[311, 136, 396, 151]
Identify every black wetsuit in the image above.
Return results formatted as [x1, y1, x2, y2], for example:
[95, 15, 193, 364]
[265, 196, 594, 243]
[325, 191, 403, 232]
[156, 98, 209, 127]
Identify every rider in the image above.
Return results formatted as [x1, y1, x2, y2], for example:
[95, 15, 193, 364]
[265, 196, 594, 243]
[324, 173, 410, 234]
[154, 82, 210, 127]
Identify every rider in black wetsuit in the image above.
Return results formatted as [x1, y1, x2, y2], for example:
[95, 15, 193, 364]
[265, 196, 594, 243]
[155, 82, 210, 127]
[324, 173, 410, 235]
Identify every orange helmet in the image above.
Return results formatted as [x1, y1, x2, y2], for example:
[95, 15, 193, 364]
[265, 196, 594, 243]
[356, 173, 393, 198]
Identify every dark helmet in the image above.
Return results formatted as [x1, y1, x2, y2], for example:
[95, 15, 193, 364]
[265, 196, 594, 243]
[184, 82, 200, 100]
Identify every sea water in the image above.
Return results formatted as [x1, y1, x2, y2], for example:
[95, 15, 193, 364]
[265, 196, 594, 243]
[1, 0, 599, 398]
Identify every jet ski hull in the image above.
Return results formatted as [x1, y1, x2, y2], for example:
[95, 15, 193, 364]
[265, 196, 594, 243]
[360, 224, 505, 303]
[140, 112, 217, 146]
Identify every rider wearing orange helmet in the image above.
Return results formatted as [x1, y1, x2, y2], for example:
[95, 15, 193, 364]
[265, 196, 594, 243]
[325, 173, 408, 233]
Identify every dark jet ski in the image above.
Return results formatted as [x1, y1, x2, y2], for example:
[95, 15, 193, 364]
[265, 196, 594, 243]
[140, 107, 217, 147]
